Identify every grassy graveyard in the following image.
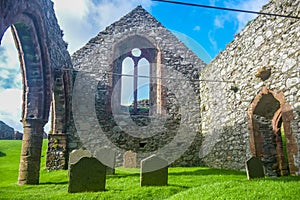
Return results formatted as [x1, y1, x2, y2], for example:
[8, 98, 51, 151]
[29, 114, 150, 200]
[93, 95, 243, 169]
[1, 140, 300, 200]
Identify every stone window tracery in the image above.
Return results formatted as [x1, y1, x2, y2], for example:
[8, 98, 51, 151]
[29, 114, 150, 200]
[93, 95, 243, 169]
[111, 36, 160, 116]
[121, 48, 150, 115]
[120, 48, 150, 115]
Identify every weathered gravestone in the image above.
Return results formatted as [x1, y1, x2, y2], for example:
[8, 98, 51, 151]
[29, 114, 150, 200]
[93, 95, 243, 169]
[69, 149, 92, 167]
[94, 147, 116, 175]
[123, 150, 137, 168]
[245, 157, 265, 180]
[68, 157, 106, 193]
[140, 155, 168, 186]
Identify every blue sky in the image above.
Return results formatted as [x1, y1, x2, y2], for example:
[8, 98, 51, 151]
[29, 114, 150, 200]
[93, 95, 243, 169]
[0, 0, 269, 131]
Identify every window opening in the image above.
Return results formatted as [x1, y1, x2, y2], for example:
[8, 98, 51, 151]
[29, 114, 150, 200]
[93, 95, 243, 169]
[131, 48, 141, 57]
[121, 57, 134, 108]
[120, 48, 150, 115]
[137, 58, 150, 114]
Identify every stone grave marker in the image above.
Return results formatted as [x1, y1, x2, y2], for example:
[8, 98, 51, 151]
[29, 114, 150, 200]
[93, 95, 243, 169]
[69, 149, 92, 167]
[245, 156, 265, 180]
[68, 157, 106, 193]
[94, 147, 116, 175]
[140, 155, 168, 186]
[123, 150, 137, 168]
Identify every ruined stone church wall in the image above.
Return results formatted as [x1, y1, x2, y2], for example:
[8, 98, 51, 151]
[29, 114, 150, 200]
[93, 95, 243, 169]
[70, 7, 206, 167]
[200, 0, 300, 173]
[1, 0, 73, 172]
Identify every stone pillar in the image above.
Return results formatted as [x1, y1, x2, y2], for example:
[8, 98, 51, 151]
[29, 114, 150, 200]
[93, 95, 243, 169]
[18, 119, 46, 185]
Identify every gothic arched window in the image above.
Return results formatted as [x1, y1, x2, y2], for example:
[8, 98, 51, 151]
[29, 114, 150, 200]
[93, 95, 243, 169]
[120, 48, 150, 115]
[111, 36, 161, 116]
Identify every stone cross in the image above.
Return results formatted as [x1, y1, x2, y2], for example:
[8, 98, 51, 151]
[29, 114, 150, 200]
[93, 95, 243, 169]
[68, 157, 106, 193]
[245, 157, 265, 180]
[140, 155, 168, 186]
[94, 147, 116, 175]
[123, 150, 137, 168]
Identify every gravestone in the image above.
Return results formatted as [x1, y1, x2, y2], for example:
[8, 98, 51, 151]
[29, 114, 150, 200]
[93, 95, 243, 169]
[94, 147, 116, 175]
[68, 157, 106, 193]
[245, 157, 265, 180]
[140, 155, 168, 186]
[123, 150, 137, 168]
[69, 149, 92, 166]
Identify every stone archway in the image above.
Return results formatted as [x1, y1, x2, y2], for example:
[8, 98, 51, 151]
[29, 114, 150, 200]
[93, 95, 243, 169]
[0, 0, 72, 184]
[248, 86, 299, 176]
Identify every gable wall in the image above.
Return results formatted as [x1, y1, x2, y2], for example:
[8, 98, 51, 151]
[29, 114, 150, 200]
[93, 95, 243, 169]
[70, 7, 206, 167]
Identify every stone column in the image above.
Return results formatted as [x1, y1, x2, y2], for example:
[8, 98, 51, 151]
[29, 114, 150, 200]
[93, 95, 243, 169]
[18, 119, 46, 185]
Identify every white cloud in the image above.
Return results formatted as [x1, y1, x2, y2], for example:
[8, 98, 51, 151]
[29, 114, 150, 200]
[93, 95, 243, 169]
[52, 0, 152, 54]
[0, 69, 10, 79]
[0, 28, 19, 70]
[90, 0, 152, 29]
[0, 88, 23, 131]
[209, 0, 220, 6]
[208, 0, 269, 50]
[208, 30, 218, 52]
[210, 0, 269, 33]
[52, 0, 95, 54]
[235, 0, 269, 32]
[193, 25, 201, 31]
[224, 0, 269, 33]
[214, 16, 225, 29]
[0, 28, 22, 90]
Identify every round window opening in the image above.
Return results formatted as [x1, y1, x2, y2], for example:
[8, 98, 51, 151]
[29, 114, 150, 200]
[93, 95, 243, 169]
[131, 48, 141, 57]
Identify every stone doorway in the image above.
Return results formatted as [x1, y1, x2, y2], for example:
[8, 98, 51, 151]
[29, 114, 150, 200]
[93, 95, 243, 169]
[248, 87, 298, 176]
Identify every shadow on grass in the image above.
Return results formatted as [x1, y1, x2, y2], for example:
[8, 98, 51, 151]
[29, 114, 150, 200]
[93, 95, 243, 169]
[167, 184, 190, 189]
[263, 176, 300, 182]
[168, 168, 245, 176]
[0, 151, 6, 157]
[39, 181, 68, 185]
[107, 173, 140, 179]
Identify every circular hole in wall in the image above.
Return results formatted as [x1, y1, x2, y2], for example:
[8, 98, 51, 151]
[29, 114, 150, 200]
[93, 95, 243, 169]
[131, 48, 141, 57]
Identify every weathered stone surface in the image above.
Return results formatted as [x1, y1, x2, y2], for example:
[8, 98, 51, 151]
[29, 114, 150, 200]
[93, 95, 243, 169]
[123, 151, 137, 168]
[70, 5, 204, 168]
[246, 157, 265, 180]
[68, 157, 106, 193]
[69, 149, 92, 166]
[94, 148, 116, 175]
[18, 119, 45, 185]
[140, 155, 168, 186]
[47, 134, 68, 170]
[0, 0, 73, 183]
[199, 0, 300, 176]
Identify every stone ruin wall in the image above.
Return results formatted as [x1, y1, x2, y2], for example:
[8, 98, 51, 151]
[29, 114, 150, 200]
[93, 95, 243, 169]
[200, 0, 300, 174]
[70, 7, 206, 167]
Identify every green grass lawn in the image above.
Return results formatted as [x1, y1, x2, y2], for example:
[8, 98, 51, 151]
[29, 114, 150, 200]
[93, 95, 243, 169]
[1, 140, 300, 200]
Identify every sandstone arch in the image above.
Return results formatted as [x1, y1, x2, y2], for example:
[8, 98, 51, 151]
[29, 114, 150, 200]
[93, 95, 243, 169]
[0, 0, 72, 184]
[248, 86, 299, 176]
